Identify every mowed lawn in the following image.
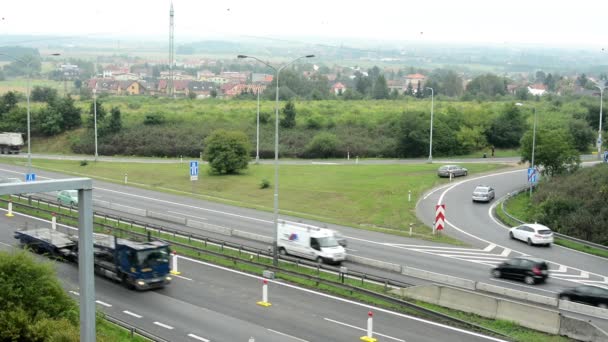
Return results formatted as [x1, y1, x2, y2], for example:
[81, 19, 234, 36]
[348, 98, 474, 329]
[3, 158, 513, 239]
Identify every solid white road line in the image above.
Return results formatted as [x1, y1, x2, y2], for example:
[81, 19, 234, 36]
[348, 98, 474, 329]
[95, 300, 112, 307]
[178, 255, 508, 342]
[187, 333, 210, 341]
[267, 329, 310, 341]
[174, 274, 193, 281]
[488, 279, 558, 294]
[69, 290, 80, 296]
[438, 254, 508, 261]
[154, 321, 174, 330]
[123, 310, 142, 318]
[323, 317, 406, 342]
[0, 241, 11, 247]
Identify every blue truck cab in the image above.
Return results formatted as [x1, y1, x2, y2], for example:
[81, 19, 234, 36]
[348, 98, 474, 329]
[113, 238, 172, 290]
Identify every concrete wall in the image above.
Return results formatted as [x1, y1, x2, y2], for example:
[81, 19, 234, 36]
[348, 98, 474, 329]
[559, 315, 608, 342]
[346, 254, 402, 273]
[402, 266, 476, 290]
[401, 285, 561, 335]
[186, 220, 232, 236]
[476, 282, 558, 306]
[146, 211, 187, 225]
[559, 300, 608, 320]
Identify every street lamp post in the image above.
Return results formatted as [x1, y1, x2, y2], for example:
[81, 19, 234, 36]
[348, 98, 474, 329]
[256, 88, 260, 164]
[594, 82, 606, 160]
[0, 53, 60, 173]
[93, 88, 98, 161]
[516, 103, 537, 196]
[237, 54, 315, 266]
[426, 87, 434, 163]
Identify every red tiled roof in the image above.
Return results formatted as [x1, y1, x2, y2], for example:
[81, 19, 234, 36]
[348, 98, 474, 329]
[406, 73, 426, 79]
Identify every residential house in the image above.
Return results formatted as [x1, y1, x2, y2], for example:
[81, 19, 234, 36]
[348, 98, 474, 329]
[221, 71, 248, 84]
[113, 73, 139, 81]
[404, 73, 426, 88]
[387, 80, 406, 94]
[252, 73, 273, 84]
[221, 83, 266, 98]
[188, 81, 218, 98]
[207, 76, 229, 85]
[118, 81, 146, 95]
[158, 79, 191, 96]
[197, 70, 216, 81]
[331, 82, 347, 95]
[528, 83, 547, 96]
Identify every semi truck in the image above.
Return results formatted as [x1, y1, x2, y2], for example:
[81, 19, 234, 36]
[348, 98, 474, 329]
[14, 228, 172, 290]
[0, 132, 24, 154]
[277, 221, 346, 264]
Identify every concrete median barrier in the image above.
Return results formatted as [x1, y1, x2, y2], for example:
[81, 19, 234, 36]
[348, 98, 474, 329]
[402, 266, 476, 290]
[398, 284, 441, 304]
[93, 199, 111, 209]
[559, 300, 608, 320]
[110, 203, 147, 216]
[438, 286, 498, 318]
[346, 255, 402, 273]
[186, 220, 232, 236]
[146, 211, 187, 225]
[496, 300, 561, 335]
[559, 315, 608, 342]
[232, 229, 273, 244]
[476, 282, 558, 306]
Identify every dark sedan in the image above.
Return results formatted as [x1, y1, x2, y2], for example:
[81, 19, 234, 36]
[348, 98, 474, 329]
[491, 257, 549, 285]
[558, 285, 608, 309]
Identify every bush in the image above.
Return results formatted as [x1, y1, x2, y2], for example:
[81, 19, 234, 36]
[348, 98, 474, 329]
[304, 132, 341, 158]
[80, 160, 88, 166]
[260, 178, 270, 189]
[203, 130, 251, 174]
[144, 113, 166, 125]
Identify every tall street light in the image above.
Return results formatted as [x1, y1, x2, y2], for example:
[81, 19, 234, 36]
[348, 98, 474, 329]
[594, 81, 606, 160]
[93, 88, 98, 161]
[256, 88, 260, 164]
[0, 52, 60, 173]
[516, 103, 537, 197]
[237, 54, 315, 266]
[426, 87, 434, 163]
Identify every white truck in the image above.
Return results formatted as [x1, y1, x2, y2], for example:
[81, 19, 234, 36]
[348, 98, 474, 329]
[0, 132, 24, 154]
[277, 221, 346, 264]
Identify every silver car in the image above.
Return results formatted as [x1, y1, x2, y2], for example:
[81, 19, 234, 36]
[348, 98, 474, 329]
[472, 185, 495, 203]
[437, 165, 468, 178]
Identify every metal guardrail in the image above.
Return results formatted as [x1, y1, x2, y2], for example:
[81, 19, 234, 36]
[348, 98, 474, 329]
[104, 314, 169, 342]
[1, 196, 512, 339]
[499, 188, 608, 252]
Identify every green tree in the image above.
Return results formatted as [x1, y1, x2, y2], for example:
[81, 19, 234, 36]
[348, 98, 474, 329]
[568, 119, 594, 152]
[203, 130, 251, 174]
[0, 251, 78, 341]
[0, 91, 19, 115]
[304, 132, 341, 158]
[465, 74, 507, 97]
[108, 106, 123, 133]
[30, 86, 58, 103]
[87, 100, 107, 128]
[35, 106, 63, 136]
[54, 95, 82, 130]
[372, 75, 389, 99]
[280, 100, 297, 128]
[520, 128, 580, 177]
[515, 87, 530, 101]
[354, 72, 371, 96]
[487, 103, 527, 148]
[456, 126, 487, 153]
[395, 111, 429, 157]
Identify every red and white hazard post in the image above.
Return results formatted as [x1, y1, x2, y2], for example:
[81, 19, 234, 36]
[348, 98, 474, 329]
[434, 204, 445, 234]
[256, 279, 272, 307]
[360, 311, 377, 342]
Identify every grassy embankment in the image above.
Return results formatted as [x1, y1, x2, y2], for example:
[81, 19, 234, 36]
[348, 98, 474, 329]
[1, 156, 514, 243]
[497, 192, 608, 258]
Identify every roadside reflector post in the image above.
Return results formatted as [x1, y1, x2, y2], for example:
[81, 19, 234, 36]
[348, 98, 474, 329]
[408, 190, 411, 202]
[170, 250, 181, 275]
[409, 223, 413, 236]
[256, 279, 272, 307]
[124, 173, 128, 184]
[6, 200, 14, 217]
[360, 311, 377, 342]
[449, 171, 453, 182]
[51, 212, 57, 230]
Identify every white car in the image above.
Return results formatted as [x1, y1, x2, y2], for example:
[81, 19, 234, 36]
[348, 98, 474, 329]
[509, 223, 554, 246]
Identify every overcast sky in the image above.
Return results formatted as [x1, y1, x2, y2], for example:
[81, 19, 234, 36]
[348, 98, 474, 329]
[2, 0, 607, 48]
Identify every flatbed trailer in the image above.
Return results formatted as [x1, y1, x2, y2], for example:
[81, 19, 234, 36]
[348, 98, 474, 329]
[15, 228, 172, 290]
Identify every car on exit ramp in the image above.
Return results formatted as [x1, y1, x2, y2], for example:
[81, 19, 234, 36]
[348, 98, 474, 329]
[437, 165, 468, 178]
[509, 223, 554, 247]
[491, 256, 549, 285]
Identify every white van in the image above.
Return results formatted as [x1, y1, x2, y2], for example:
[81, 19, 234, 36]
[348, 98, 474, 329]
[277, 221, 346, 264]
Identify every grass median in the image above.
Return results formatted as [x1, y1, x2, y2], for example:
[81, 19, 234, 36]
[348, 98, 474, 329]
[0, 157, 513, 244]
[2, 196, 570, 341]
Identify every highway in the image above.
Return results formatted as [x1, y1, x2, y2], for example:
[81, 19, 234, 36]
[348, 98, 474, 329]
[1, 159, 607, 328]
[0, 213, 507, 342]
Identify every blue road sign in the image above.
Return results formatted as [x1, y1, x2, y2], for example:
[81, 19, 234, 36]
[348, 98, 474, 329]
[190, 161, 199, 180]
[604, 151, 608, 163]
[527, 167, 537, 184]
[25, 173, 36, 182]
